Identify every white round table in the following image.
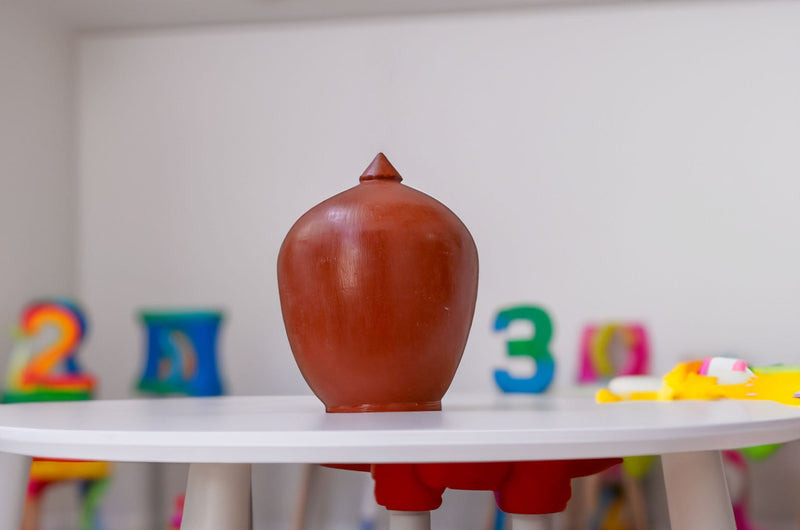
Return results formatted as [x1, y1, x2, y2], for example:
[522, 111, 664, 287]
[0, 394, 799, 530]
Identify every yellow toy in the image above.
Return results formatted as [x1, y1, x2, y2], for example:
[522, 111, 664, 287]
[598, 356, 800, 406]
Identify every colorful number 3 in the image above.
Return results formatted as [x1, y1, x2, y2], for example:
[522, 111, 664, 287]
[493, 305, 555, 393]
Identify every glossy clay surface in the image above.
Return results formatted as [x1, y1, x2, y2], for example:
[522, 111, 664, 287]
[277, 154, 479, 412]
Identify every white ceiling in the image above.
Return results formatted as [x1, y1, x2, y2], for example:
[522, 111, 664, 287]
[19, 0, 668, 31]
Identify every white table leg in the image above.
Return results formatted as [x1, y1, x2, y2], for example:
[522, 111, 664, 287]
[389, 510, 431, 530]
[181, 463, 252, 530]
[292, 464, 314, 530]
[511, 514, 553, 530]
[0, 453, 30, 529]
[661, 451, 735, 530]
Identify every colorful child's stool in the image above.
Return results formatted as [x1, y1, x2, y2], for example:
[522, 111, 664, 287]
[25, 459, 112, 530]
[4, 299, 111, 530]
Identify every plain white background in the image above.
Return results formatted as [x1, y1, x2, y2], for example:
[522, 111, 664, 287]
[0, 6, 74, 346]
[0, 4, 81, 526]
[5, 0, 800, 527]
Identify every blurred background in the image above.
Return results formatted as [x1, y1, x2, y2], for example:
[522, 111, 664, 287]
[3, 0, 800, 528]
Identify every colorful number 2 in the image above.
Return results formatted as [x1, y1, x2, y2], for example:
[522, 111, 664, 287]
[6, 299, 94, 398]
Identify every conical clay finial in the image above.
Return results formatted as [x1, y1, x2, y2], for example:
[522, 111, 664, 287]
[360, 153, 403, 183]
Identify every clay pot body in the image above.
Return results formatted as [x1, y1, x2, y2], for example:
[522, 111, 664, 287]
[277, 154, 479, 412]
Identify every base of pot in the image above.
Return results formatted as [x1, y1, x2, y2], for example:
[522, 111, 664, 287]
[326, 400, 442, 413]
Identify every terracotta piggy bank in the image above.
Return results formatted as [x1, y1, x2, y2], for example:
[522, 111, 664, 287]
[277, 153, 478, 412]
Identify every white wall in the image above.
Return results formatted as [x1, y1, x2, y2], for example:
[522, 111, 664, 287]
[0, 3, 78, 526]
[77, 1, 800, 527]
[0, 5, 75, 357]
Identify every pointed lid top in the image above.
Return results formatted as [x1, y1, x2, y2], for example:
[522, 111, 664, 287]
[360, 153, 403, 183]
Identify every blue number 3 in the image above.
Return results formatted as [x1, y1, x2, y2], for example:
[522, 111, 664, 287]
[493, 306, 555, 394]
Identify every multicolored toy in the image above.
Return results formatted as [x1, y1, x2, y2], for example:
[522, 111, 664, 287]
[578, 323, 649, 384]
[26, 459, 112, 530]
[136, 310, 225, 396]
[598, 356, 800, 405]
[493, 305, 555, 393]
[4, 299, 111, 530]
[4, 299, 95, 403]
